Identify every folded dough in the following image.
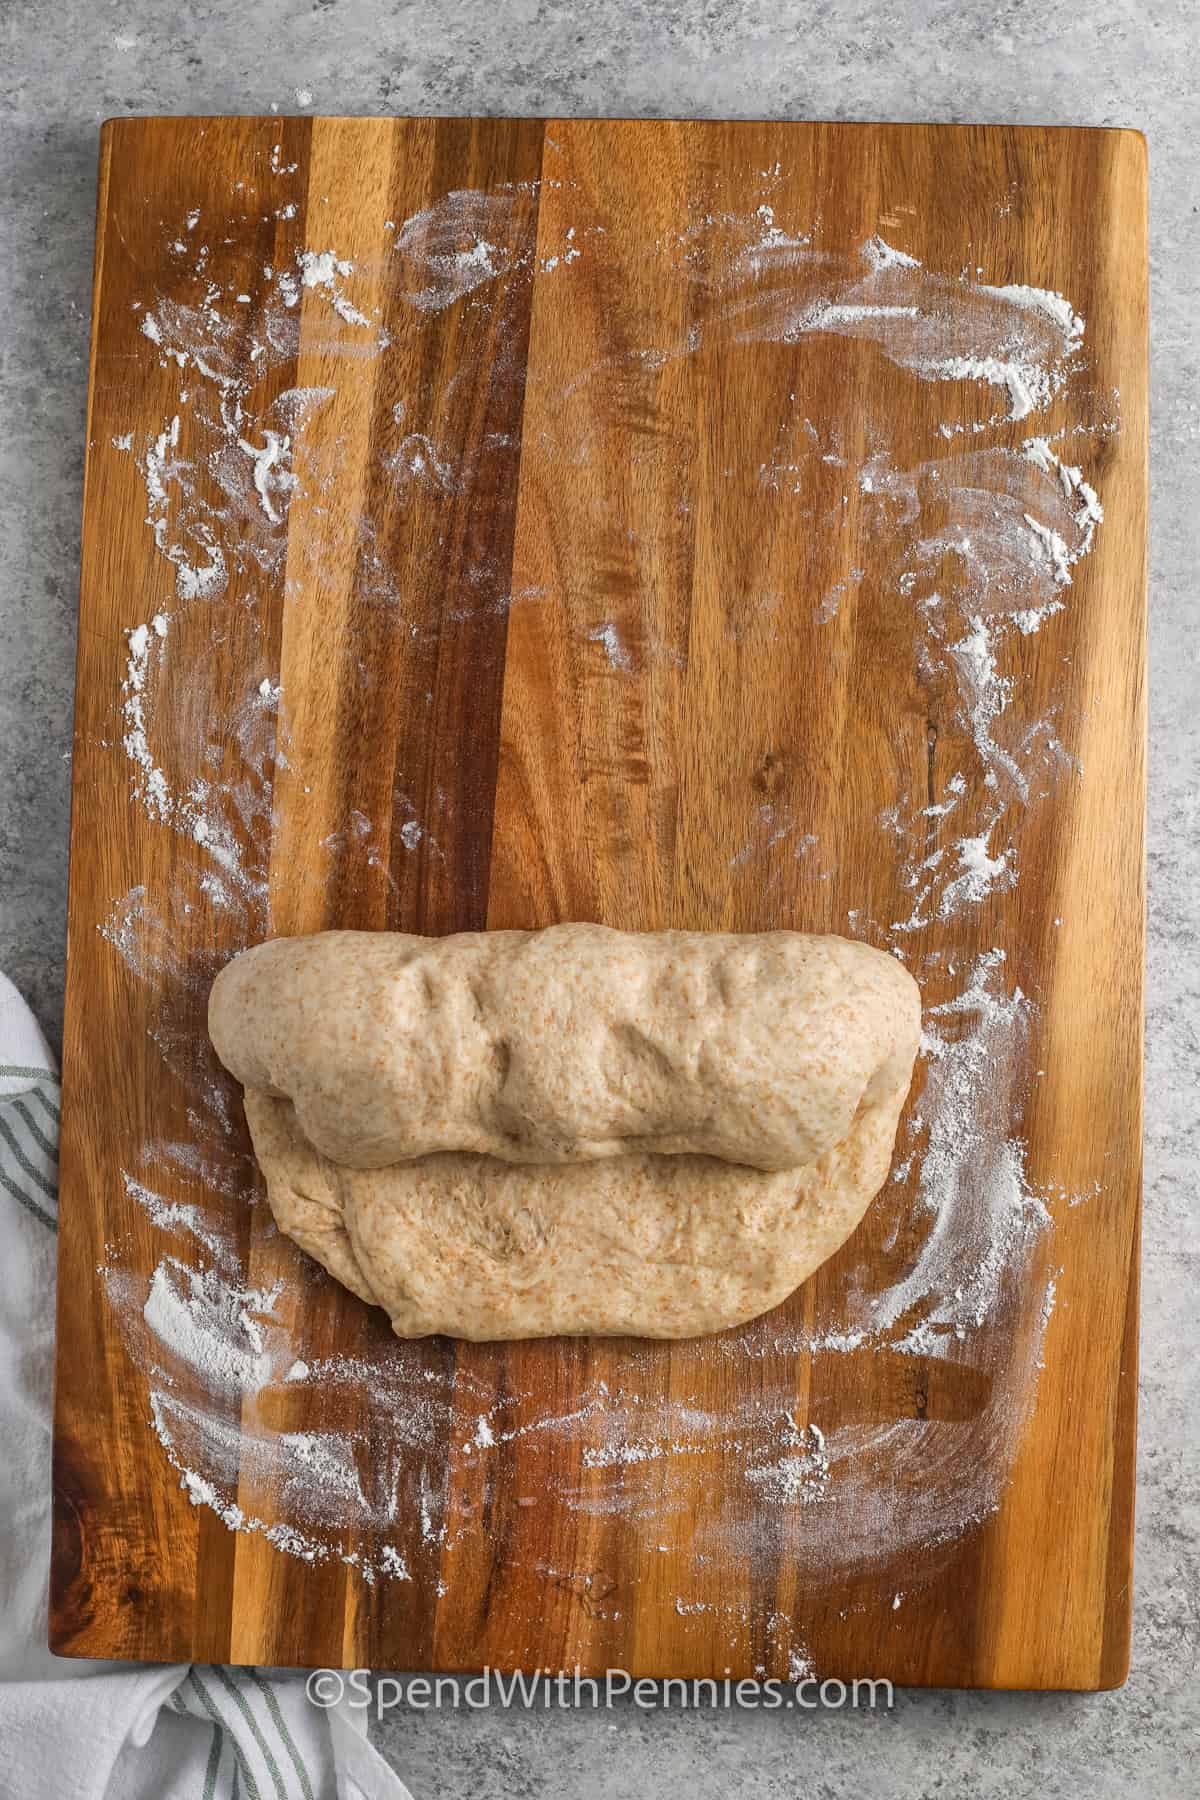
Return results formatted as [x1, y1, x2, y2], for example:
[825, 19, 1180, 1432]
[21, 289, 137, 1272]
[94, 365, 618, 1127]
[209, 925, 920, 1341]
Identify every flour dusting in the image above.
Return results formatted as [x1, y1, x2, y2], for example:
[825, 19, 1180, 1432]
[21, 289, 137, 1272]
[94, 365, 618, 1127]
[97, 164, 1108, 1618]
[867, 949, 1051, 1354]
[587, 621, 634, 672]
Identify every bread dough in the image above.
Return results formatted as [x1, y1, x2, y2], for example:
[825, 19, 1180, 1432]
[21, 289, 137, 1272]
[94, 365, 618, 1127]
[240, 1084, 910, 1339]
[210, 927, 917, 1171]
[209, 925, 920, 1340]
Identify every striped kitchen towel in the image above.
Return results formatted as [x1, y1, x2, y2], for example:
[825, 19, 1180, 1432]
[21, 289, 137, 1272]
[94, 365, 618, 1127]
[0, 970, 413, 1800]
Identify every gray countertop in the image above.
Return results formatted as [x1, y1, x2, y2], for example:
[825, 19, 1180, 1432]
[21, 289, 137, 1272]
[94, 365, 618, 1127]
[1, 3, 1194, 1793]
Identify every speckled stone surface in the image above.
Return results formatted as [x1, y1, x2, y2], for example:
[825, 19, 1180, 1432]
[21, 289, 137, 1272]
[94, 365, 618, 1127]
[1, 2, 1194, 1792]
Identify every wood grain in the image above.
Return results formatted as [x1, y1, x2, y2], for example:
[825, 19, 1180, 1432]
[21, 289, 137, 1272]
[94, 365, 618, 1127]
[52, 116, 1147, 1687]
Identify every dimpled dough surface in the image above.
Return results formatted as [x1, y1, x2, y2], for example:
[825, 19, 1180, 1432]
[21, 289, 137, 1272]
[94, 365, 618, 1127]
[209, 925, 921, 1340]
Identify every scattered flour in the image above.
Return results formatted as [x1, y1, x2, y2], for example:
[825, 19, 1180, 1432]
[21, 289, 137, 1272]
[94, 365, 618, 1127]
[297, 248, 379, 331]
[864, 948, 1052, 1354]
[121, 621, 172, 820]
[123, 1171, 231, 1262]
[98, 176, 1104, 1604]
[143, 1259, 280, 1395]
[238, 429, 297, 524]
[587, 621, 634, 672]
[387, 432, 461, 494]
[746, 1419, 831, 1504]
[392, 191, 527, 312]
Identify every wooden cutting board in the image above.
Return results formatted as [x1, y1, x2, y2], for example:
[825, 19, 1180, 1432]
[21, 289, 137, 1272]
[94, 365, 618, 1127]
[51, 116, 1146, 1688]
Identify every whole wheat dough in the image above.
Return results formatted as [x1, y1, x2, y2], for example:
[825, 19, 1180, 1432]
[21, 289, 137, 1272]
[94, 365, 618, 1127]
[209, 925, 920, 1340]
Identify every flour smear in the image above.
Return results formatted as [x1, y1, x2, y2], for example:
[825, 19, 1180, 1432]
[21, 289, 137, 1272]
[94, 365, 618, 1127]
[97, 166, 1107, 1615]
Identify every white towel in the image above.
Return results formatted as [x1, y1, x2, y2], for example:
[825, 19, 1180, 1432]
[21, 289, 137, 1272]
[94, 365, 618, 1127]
[0, 970, 414, 1800]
